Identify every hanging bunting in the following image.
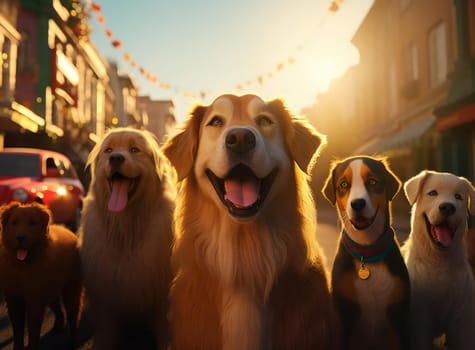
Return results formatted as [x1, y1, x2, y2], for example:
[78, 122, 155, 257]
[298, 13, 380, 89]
[111, 40, 121, 48]
[91, 1, 343, 99]
[91, 3, 101, 12]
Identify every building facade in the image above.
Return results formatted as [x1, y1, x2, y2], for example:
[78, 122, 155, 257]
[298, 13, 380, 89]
[0, 0, 24, 146]
[10, 0, 110, 163]
[310, 0, 461, 183]
[352, 0, 457, 182]
[0, 0, 177, 186]
[136, 95, 176, 143]
[434, 0, 475, 179]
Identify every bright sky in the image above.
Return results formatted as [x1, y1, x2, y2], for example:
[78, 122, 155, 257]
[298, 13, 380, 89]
[89, 0, 374, 122]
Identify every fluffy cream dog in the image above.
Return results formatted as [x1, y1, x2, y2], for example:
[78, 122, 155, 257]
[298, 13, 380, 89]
[163, 94, 339, 350]
[78, 127, 175, 350]
[402, 170, 475, 349]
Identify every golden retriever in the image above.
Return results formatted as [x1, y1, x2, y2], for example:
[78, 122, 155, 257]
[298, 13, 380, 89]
[402, 170, 475, 349]
[0, 202, 83, 350]
[162, 94, 339, 350]
[78, 127, 175, 350]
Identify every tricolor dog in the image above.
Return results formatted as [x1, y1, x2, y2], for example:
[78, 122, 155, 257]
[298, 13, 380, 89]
[322, 156, 410, 350]
[402, 170, 475, 349]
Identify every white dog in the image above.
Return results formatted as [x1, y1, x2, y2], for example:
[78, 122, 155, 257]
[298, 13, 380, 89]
[402, 170, 475, 349]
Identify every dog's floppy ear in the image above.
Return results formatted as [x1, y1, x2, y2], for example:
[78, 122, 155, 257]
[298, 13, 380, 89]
[460, 177, 475, 216]
[141, 129, 170, 184]
[380, 159, 401, 201]
[322, 162, 338, 206]
[31, 202, 52, 231]
[269, 99, 326, 174]
[292, 118, 326, 174]
[0, 202, 21, 229]
[162, 105, 206, 181]
[404, 170, 429, 206]
[85, 129, 107, 175]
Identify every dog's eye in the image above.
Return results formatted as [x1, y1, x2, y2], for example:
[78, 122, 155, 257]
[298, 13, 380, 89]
[428, 190, 438, 196]
[339, 180, 350, 189]
[207, 116, 224, 127]
[455, 193, 463, 200]
[368, 178, 378, 186]
[130, 147, 140, 153]
[105, 148, 113, 154]
[255, 115, 273, 127]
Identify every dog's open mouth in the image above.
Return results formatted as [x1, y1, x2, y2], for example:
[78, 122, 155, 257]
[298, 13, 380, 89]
[350, 210, 378, 231]
[108, 172, 140, 212]
[205, 164, 278, 219]
[16, 249, 28, 262]
[424, 214, 455, 249]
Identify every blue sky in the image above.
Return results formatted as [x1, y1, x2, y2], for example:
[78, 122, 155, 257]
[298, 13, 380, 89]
[89, 0, 374, 121]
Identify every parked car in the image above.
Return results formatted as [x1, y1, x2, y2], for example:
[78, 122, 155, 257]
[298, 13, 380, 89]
[0, 148, 84, 231]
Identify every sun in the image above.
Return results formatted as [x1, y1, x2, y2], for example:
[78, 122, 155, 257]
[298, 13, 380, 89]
[311, 59, 343, 93]
[308, 43, 361, 94]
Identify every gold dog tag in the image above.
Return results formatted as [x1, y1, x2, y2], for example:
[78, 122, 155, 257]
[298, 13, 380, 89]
[358, 266, 370, 280]
[358, 259, 370, 280]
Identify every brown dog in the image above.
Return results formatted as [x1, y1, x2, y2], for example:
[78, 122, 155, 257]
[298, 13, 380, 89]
[163, 94, 339, 350]
[78, 127, 175, 350]
[322, 156, 410, 350]
[0, 202, 83, 350]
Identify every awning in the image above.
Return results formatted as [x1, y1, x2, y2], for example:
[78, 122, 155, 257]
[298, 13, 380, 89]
[355, 116, 436, 155]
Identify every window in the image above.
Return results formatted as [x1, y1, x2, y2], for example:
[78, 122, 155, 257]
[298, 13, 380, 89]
[401, 42, 420, 98]
[17, 31, 30, 74]
[405, 42, 419, 81]
[388, 60, 398, 117]
[0, 154, 40, 177]
[429, 22, 447, 87]
[1, 38, 11, 97]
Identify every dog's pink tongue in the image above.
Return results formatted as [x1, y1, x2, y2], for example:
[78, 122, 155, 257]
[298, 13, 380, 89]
[17, 249, 28, 261]
[224, 179, 259, 208]
[108, 180, 130, 212]
[432, 226, 453, 247]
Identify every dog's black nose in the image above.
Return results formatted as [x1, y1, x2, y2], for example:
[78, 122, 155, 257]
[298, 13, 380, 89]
[351, 198, 366, 212]
[439, 202, 456, 216]
[16, 234, 26, 242]
[225, 128, 256, 154]
[109, 153, 125, 167]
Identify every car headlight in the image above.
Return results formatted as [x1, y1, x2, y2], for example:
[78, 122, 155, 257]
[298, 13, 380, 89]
[56, 186, 67, 196]
[13, 188, 29, 202]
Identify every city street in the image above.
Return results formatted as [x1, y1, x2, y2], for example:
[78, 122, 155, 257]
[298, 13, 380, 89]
[0, 207, 411, 350]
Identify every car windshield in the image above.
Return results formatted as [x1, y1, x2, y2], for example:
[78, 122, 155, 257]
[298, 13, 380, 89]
[0, 153, 41, 177]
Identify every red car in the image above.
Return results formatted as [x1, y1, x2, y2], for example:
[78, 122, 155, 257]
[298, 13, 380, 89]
[0, 148, 84, 231]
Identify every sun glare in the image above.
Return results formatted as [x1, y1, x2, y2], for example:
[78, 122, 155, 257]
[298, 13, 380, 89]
[309, 43, 360, 94]
[311, 59, 342, 93]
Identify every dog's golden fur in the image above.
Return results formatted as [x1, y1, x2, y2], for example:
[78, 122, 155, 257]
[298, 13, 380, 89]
[0, 202, 83, 350]
[402, 170, 475, 349]
[78, 127, 175, 350]
[163, 94, 338, 350]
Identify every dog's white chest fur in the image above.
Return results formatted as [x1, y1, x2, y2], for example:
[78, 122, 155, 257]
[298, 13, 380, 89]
[353, 261, 394, 335]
